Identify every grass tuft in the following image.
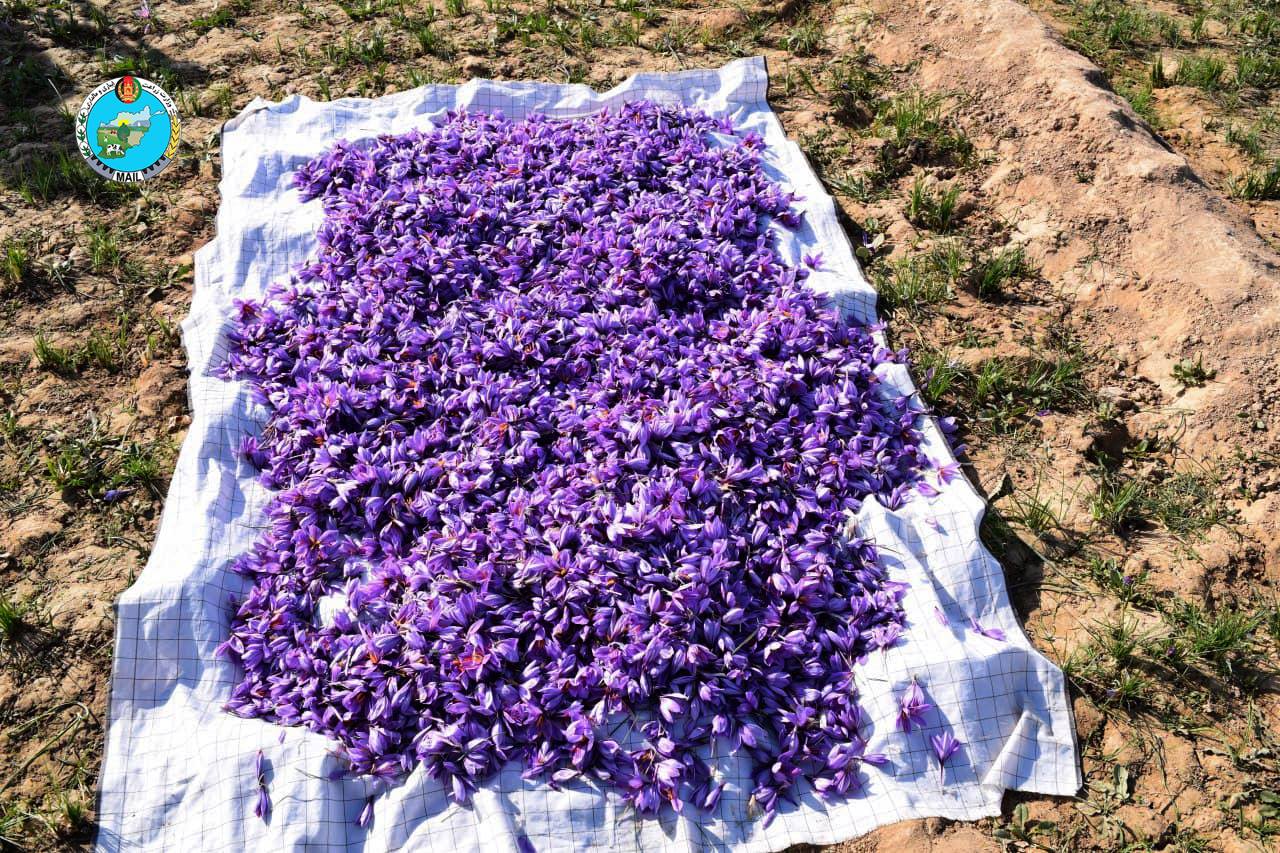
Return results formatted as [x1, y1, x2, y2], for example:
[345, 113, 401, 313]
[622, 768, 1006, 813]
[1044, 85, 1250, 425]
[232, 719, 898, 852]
[88, 226, 121, 272]
[968, 354, 1089, 430]
[1166, 601, 1264, 680]
[967, 245, 1035, 300]
[872, 256, 953, 316]
[1228, 162, 1280, 200]
[875, 91, 973, 168]
[4, 149, 137, 206]
[827, 53, 883, 126]
[783, 19, 825, 57]
[1235, 51, 1280, 89]
[905, 176, 961, 232]
[1172, 354, 1216, 387]
[1, 236, 32, 291]
[33, 334, 79, 376]
[1091, 466, 1228, 537]
[1175, 54, 1228, 91]
[0, 596, 29, 649]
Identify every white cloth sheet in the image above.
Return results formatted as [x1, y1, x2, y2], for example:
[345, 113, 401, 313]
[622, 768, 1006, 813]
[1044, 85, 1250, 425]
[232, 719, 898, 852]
[96, 57, 1080, 852]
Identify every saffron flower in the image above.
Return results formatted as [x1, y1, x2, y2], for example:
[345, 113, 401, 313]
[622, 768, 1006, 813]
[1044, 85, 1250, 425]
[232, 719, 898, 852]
[357, 797, 375, 829]
[216, 103, 930, 824]
[896, 677, 931, 733]
[930, 731, 962, 782]
[934, 460, 962, 485]
[968, 617, 1006, 641]
[253, 750, 270, 820]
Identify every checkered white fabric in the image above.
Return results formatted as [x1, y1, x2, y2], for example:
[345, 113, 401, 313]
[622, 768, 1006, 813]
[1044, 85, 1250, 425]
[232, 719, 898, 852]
[96, 57, 1080, 852]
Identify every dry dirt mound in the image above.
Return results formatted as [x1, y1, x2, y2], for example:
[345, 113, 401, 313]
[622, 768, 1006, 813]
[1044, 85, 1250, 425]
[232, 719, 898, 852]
[826, 0, 1280, 849]
[860, 0, 1280, 559]
[871, 0, 1280, 442]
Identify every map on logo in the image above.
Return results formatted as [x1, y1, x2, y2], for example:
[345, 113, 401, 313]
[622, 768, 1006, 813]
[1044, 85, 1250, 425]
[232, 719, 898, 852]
[96, 105, 154, 159]
[86, 89, 171, 172]
[76, 76, 180, 182]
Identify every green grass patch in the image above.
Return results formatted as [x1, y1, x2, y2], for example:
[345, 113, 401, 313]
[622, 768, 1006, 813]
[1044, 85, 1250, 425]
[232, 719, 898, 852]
[0, 595, 30, 650]
[1090, 466, 1228, 537]
[99, 52, 182, 95]
[967, 353, 1089, 430]
[1239, 9, 1280, 46]
[901, 174, 962, 230]
[827, 52, 884, 126]
[339, 0, 396, 22]
[3, 149, 138, 206]
[321, 28, 391, 66]
[1235, 51, 1280, 89]
[872, 256, 954, 316]
[1063, 610, 1154, 710]
[43, 429, 171, 496]
[404, 14, 455, 59]
[967, 244, 1035, 300]
[1065, 0, 1163, 61]
[0, 55, 64, 113]
[1225, 122, 1265, 159]
[1004, 479, 1066, 540]
[912, 346, 967, 405]
[45, 439, 101, 492]
[1166, 600, 1266, 681]
[1176, 54, 1228, 91]
[905, 176, 962, 232]
[874, 91, 973, 168]
[1172, 354, 1216, 387]
[783, 19, 825, 56]
[88, 225, 122, 272]
[0, 236, 32, 291]
[1086, 554, 1152, 605]
[1118, 82, 1161, 127]
[1228, 161, 1280, 200]
[33, 333, 79, 376]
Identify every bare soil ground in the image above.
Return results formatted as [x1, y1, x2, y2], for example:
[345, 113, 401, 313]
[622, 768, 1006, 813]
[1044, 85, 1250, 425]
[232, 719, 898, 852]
[1, 1, 1278, 851]
[1027, 0, 1280, 251]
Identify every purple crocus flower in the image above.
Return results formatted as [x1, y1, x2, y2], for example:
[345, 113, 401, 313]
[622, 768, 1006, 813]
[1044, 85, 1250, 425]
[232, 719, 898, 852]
[357, 796, 375, 829]
[968, 617, 1006, 641]
[658, 694, 686, 723]
[896, 678, 931, 733]
[934, 461, 962, 484]
[252, 750, 270, 820]
[254, 787, 271, 820]
[930, 730, 962, 781]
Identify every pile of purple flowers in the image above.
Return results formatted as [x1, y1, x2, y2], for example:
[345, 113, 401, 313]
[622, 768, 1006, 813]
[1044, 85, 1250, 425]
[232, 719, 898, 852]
[218, 102, 929, 823]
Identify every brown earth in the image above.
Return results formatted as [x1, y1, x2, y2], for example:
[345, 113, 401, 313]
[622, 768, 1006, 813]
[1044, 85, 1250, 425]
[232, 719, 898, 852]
[834, 0, 1280, 849]
[1, 0, 1279, 850]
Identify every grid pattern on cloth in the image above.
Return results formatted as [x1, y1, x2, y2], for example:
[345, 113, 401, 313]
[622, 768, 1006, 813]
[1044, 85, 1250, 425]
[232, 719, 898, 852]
[95, 57, 1081, 853]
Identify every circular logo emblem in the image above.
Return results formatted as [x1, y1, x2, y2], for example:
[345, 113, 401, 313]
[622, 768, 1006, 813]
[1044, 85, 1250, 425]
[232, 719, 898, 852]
[75, 76, 180, 183]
